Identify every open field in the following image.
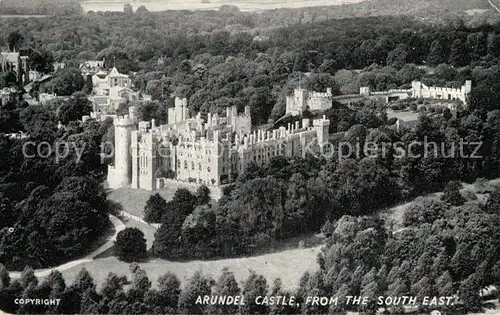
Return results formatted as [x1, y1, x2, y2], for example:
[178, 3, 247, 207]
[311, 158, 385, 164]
[81, 0, 365, 12]
[55, 244, 321, 291]
[387, 110, 420, 122]
[106, 181, 200, 218]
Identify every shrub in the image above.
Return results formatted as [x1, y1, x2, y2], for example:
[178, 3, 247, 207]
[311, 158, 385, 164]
[474, 178, 494, 194]
[114, 228, 147, 262]
[441, 181, 465, 206]
[461, 189, 478, 201]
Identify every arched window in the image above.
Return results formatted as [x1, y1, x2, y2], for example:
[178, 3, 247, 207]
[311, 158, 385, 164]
[184, 161, 188, 169]
[207, 167, 211, 173]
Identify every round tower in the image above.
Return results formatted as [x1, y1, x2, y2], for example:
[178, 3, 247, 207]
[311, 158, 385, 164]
[107, 115, 136, 189]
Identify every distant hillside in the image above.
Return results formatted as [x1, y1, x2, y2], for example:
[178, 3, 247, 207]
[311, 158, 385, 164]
[0, 0, 82, 15]
[80, 0, 365, 13]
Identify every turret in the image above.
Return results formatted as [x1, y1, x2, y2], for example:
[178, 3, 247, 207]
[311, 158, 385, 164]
[175, 97, 189, 122]
[107, 115, 136, 189]
[313, 115, 330, 147]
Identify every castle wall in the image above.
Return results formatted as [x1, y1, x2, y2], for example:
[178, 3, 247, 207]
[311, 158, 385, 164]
[361, 80, 472, 106]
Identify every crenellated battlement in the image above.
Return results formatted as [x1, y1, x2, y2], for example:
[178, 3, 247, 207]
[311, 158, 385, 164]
[360, 80, 472, 106]
[113, 115, 136, 127]
[286, 87, 333, 116]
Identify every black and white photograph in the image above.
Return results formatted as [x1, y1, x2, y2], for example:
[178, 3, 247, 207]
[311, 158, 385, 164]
[1, 0, 500, 314]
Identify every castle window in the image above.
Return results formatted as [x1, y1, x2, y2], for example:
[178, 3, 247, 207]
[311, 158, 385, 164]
[207, 167, 211, 173]
[184, 161, 188, 169]
[177, 160, 181, 168]
[199, 163, 202, 171]
[191, 162, 195, 170]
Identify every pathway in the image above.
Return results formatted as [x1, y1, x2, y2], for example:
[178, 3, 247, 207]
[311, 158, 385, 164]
[8, 214, 125, 279]
[488, 0, 500, 13]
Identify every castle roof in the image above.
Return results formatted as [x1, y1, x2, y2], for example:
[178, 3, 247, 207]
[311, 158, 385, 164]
[1, 52, 20, 63]
[108, 67, 128, 78]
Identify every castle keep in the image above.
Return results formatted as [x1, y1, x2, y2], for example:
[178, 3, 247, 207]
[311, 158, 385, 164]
[107, 98, 330, 191]
[286, 87, 334, 116]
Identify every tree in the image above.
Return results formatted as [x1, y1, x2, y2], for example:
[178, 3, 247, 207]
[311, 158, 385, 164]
[459, 272, 482, 311]
[387, 45, 408, 69]
[210, 268, 240, 314]
[49, 67, 85, 96]
[20, 266, 38, 289]
[427, 39, 447, 66]
[449, 39, 468, 67]
[129, 267, 151, 299]
[144, 193, 167, 223]
[45, 270, 66, 298]
[29, 49, 54, 74]
[196, 185, 211, 206]
[71, 268, 95, 294]
[177, 271, 212, 314]
[57, 92, 92, 125]
[0, 263, 10, 290]
[114, 228, 147, 262]
[441, 181, 465, 206]
[84, 75, 93, 95]
[101, 273, 125, 298]
[157, 272, 181, 309]
[19, 105, 57, 140]
[7, 31, 23, 51]
[241, 271, 269, 315]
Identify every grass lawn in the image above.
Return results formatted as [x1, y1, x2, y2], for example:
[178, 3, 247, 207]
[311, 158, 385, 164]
[387, 110, 420, 122]
[55, 245, 321, 291]
[106, 181, 199, 218]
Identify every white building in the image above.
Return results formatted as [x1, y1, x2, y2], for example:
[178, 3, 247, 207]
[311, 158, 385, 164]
[89, 67, 139, 114]
[360, 80, 473, 109]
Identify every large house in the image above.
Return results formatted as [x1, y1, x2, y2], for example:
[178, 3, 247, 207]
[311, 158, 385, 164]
[90, 67, 140, 113]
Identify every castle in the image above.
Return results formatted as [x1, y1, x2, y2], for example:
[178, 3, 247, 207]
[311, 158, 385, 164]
[1, 51, 30, 85]
[107, 98, 330, 191]
[360, 80, 472, 108]
[286, 87, 333, 116]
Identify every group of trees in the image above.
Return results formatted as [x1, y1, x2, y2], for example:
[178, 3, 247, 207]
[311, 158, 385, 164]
[313, 187, 500, 314]
[1, 5, 500, 124]
[0, 99, 112, 269]
[1, 186, 499, 314]
[148, 88, 500, 261]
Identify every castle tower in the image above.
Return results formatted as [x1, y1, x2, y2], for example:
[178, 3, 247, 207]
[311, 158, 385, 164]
[138, 132, 158, 191]
[411, 81, 423, 98]
[463, 80, 472, 94]
[313, 115, 330, 147]
[107, 115, 136, 189]
[175, 97, 189, 122]
[286, 88, 307, 115]
[20, 55, 29, 85]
